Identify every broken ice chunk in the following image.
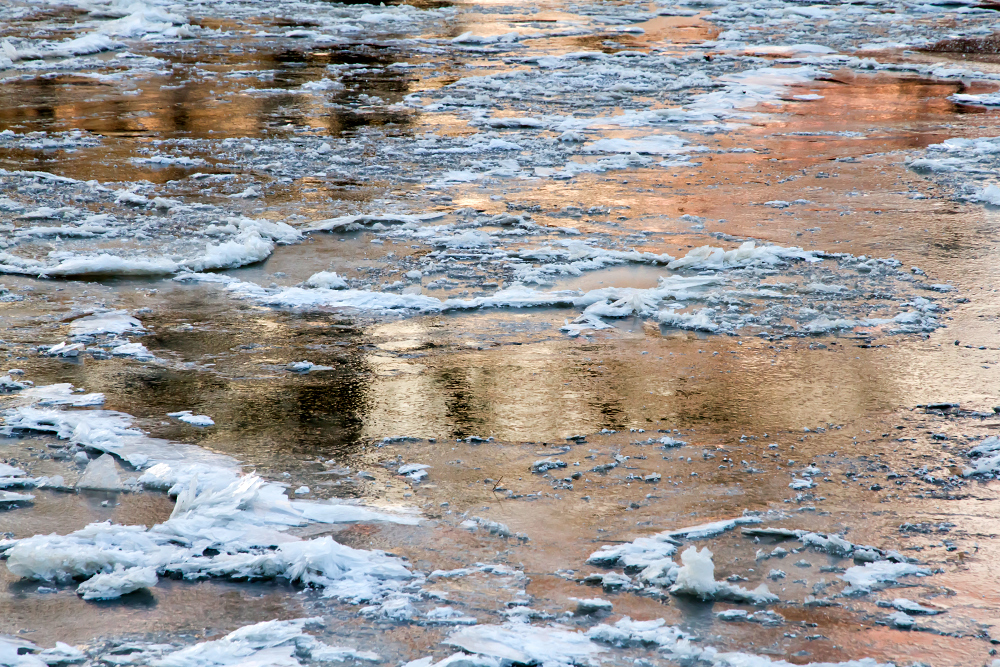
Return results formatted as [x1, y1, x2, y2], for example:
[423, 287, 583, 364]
[669, 546, 718, 598]
[842, 561, 931, 595]
[38, 642, 86, 665]
[669, 547, 778, 605]
[969, 435, 1000, 457]
[878, 598, 942, 615]
[531, 458, 567, 473]
[800, 532, 853, 557]
[424, 606, 477, 625]
[76, 565, 157, 600]
[69, 311, 144, 338]
[0, 463, 27, 478]
[0, 375, 27, 393]
[571, 597, 613, 615]
[0, 490, 34, 506]
[398, 463, 430, 482]
[155, 618, 378, 666]
[76, 454, 124, 492]
[598, 572, 631, 591]
[887, 611, 914, 629]
[716, 609, 748, 621]
[664, 515, 761, 540]
[304, 271, 348, 290]
[361, 595, 417, 621]
[853, 548, 880, 563]
[460, 517, 527, 541]
[167, 411, 214, 427]
[110, 342, 153, 360]
[44, 342, 85, 357]
[445, 623, 604, 666]
[286, 360, 333, 373]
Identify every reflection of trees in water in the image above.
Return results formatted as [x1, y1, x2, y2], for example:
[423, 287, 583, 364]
[0, 41, 417, 140]
[416, 336, 905, 442]
[0, 41, 420, 182]
[426, 353, 633, 439]
[85, 315, 376, 465]
[431, 366, 490, 440]
[263, 45, 415, 135]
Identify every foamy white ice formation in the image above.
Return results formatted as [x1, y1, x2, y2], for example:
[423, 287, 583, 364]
[1, 385, 420, 601]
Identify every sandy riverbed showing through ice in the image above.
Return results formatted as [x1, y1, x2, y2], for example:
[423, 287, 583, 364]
[4, 0, 1000, 665]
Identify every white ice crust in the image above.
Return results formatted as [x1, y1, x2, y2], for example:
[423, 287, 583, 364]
[2, 386, 421, 601]
[153, 618, 379, 667]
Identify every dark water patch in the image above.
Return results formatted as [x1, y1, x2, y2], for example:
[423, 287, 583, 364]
[924, 33, 1000, 54]
[0, 41, 420, 142]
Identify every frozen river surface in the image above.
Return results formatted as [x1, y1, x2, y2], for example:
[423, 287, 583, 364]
[2, 0, 1000, 665]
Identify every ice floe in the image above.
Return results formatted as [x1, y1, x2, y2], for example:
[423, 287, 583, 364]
[1, 385, 421, 602]
[153, 618, 379, 667]
[670, 547, 778, 604]
[445, 624, 604, 666]
[167, 411, 215, 427]
[76, 565, 157, 600]
[841, 561, 931, 595]
[68, 310, 144, 338]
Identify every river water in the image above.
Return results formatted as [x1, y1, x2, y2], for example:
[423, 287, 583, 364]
[2, 0, 1000, 665]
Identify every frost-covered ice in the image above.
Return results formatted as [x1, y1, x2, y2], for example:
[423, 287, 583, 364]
[110, 342, 154, 360]
[744, 526, 909, 564]
[0, 375, 28, 393]
[0, 636, 86, 667]
[0, 462, 27, 478]
[887, 611, 915, 629]
[6, 485, 417, 602]
[907, 136, 1000, 209]
[950, 92, 1000, 107]
[305, 213, 445, 233]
